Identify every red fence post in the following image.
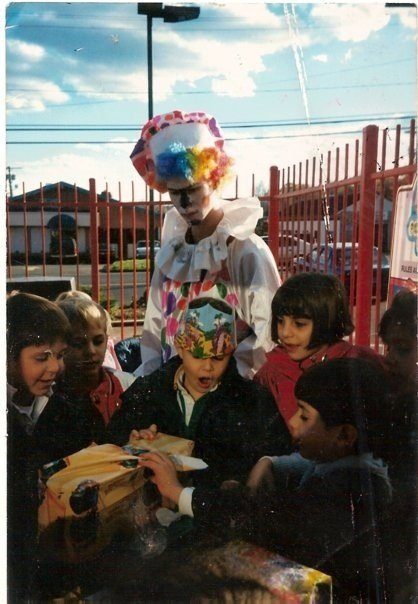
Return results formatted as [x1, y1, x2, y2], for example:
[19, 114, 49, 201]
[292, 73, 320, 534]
[89, 178, 100, 302]
[268, 166, 279, 266]
[355, 125, 379, 346]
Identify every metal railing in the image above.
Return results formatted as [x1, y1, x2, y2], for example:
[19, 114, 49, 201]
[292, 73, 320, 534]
[267, 120, 416, 348]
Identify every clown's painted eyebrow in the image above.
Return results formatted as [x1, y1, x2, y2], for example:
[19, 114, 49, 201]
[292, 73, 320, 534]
[168, 184, 202, 194]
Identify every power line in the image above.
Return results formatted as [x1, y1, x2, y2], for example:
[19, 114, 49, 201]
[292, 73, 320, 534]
[7, 114, 416, 133]
[6, 81, 415, 97]
[6, 128, 415, 145]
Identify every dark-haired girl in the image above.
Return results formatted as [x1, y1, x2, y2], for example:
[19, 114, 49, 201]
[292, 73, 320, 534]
[255, 273, 382, 424]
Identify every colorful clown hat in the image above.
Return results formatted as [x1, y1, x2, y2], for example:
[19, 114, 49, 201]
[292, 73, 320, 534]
[130, 110, 233, 193]
[175, 297, 237, 359]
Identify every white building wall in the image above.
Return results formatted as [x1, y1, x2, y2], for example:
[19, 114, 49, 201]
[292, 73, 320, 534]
[8, 226, 89, 253]
[30, 228, 51, 253]
[9, 227, 25, 253]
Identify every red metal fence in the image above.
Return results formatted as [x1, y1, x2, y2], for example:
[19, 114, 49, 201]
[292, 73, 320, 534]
[6, 176, 256, 340]
[267, 121, 416, 349]
[6, 120, 416, 348]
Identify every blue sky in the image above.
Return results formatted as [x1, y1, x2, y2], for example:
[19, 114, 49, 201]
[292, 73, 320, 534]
[5, 2, 417, 197]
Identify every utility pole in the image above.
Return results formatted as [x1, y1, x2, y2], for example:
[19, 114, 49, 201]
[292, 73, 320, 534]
[6, 166, 21, 199]
[137, 3, 200, 276]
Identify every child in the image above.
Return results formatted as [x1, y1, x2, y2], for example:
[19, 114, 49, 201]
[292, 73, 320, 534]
[140, 358, 392, 599]
[6, 293, 91, 600]
[55, 289, 122, 371]
[56, 296, 135, 429]
[379, 289, 417, 387]
[377, 290, 417, 601]
[130, 109, 281, 379]
[255, 272, 382, 424]
[107, 297, 291, 493]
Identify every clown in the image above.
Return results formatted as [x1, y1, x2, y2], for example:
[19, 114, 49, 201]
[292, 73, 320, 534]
[130, 109, 281, 379]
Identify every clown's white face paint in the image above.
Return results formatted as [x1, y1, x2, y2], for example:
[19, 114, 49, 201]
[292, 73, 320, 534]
[167, 177, 217, 226]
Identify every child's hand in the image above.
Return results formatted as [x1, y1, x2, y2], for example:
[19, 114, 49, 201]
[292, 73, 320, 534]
[247, 458, 275, 493]
[138, 451, 183, 505]
[129, 424, 158, 443]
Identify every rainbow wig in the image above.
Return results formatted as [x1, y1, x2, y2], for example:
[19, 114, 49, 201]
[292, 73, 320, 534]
[130, 110, 234, 193]
[156, 142, 233, 191]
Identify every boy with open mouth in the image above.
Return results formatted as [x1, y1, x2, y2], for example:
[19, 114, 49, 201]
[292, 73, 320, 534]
[107, 297, 291, 501]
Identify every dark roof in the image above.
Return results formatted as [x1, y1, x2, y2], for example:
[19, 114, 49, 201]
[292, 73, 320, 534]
[12, 182, 91, 202]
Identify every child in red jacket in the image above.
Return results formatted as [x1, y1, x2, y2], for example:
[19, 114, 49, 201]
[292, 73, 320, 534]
[254, 273, 382, 424]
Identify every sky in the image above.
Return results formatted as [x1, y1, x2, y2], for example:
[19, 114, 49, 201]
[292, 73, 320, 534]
[5, 1, 417, 199]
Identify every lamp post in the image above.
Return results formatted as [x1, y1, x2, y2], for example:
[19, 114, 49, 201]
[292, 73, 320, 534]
[137, 3, 200, 276]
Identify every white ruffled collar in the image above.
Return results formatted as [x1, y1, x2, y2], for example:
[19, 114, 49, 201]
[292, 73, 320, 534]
[156, 196, 263, 282]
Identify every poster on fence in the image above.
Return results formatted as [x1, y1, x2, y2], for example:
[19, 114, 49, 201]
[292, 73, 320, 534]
[388, 178, 417, 304]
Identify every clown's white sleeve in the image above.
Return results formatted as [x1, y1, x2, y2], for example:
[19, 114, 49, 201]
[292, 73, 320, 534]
[228, 236, 281, 380]
[134, 267, 164, 377]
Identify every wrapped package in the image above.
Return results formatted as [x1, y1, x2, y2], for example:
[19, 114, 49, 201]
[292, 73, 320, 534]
[192, 541, 332, 602]
[38, 435, 196, 562]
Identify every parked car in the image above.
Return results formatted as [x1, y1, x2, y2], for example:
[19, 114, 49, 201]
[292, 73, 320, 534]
[136, 240, 161, 259]
[99, 243, 116, 263]
[262, 234, 311, 267]
[49, 236, 77, 263]
[293, 242, 389, 301]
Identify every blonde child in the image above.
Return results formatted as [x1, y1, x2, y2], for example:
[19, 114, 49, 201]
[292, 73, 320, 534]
[56, 297, 134, 427]
[55, 289, 122, 371]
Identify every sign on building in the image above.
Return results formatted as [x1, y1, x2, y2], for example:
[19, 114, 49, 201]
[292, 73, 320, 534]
[388, 178, 417, 303]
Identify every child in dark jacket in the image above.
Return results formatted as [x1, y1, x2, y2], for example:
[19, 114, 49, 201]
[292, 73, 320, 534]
[377, 290, 417, 601]
[6, 293, 93, 601]
[107, 297, 291, 506]
[140, 357, 392, 599]
[254, 273, 382, 424]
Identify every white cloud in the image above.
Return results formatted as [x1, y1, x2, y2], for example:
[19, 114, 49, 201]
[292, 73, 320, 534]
[6, 78, 69, 112]
[212, 74, 256, 97]
[312, 54, 328, 63]
[147, 5, 307, 99]
[7, 38, 45, 61]
[311, 4, 390, 42]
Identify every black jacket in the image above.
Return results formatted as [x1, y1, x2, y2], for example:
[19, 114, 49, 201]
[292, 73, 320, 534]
[7, 390, 102, 600]
[107, 356, 291, 486]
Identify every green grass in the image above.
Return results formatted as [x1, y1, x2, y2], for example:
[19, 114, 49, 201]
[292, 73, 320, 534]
[106, 259, 148, 272]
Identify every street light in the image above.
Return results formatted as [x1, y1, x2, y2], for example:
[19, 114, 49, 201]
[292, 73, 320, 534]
[137, 3, 200, 276]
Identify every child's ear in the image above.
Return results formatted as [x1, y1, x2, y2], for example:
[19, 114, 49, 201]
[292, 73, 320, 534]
[337, 424, 357, 449]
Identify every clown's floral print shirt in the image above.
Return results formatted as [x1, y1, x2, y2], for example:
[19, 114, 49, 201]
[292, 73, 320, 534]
[136, 197, 281, 380]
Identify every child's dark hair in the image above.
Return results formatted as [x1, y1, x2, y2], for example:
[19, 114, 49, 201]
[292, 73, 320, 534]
[271, 273, 354, 348]
[7, 292, 71, 360]
[378, 290, 417, 342]
[57, 297, 109, 334]
[295, 358, 390, 456]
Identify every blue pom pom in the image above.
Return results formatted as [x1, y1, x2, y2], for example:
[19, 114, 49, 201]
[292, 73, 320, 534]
[156, 142, 193, 180]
